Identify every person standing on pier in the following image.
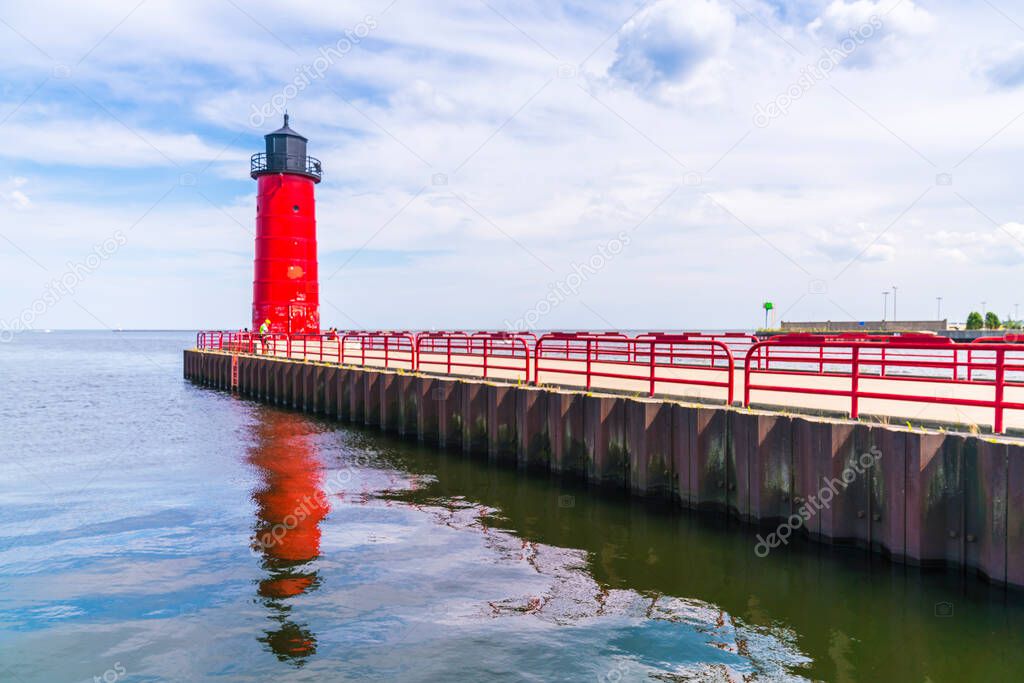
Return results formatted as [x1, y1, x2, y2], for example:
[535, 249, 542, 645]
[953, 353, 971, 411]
[259, 318, 271, 353]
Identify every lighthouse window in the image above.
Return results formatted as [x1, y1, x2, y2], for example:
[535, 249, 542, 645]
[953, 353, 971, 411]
[292, 205, 300, 213]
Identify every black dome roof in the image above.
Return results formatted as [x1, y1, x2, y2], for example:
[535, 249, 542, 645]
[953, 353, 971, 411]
[266, 113, 307, 141]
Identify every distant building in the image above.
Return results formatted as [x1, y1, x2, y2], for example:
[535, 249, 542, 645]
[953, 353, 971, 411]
[779, 320, 949, 333]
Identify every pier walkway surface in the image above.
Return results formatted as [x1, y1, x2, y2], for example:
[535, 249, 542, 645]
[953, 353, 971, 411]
[198, 330, 1024, 436]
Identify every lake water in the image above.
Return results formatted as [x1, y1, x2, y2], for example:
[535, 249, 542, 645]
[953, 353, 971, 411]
[1, 331, 1022, 682]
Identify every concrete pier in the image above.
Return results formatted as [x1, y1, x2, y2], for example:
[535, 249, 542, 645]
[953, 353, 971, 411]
[184, 348, 1024, 589]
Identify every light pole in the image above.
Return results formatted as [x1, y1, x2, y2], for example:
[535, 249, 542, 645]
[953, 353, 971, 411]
[1016, 303, 1020, 322]
[882, 291, 889, 322]
[936, 296, 942, 320]
[892, 285, 898, 320]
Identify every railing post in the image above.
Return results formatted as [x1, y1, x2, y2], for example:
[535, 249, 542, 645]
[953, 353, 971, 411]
[533, 341, 541, 385]
[483, 338, 489, 379]
[850, 346, 860, 420]
[521, 339, 530, 382]
[995, 347, 1006, 434]
[361, 336, 366, 366]
[724, 346, 735, 405]
[880, 347, 886, 377]
[648, 341, 656, 397]
[744, 347, 755, 407]
[287, 335, 292, 359]
[585, 339, 592, 391]
[447, 337, 452, 374]
[385, 336, 390, 368]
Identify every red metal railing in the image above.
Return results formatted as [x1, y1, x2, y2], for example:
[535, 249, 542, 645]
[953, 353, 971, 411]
[285, 333, 335, 362]
[417, 331, 531, 380]
[198, 330, 259, 353]
[744, 336, 1024, 433]
[339, 332, 417, 370]
[534, 333, 734, 402]
[975, 334, 1024, 344]
[750, 332, 954, 374]
[249, 332, 331, 360]
[470, 330, 538, 345]
[196, 329, 1024, 433]
[636, 332, 758, 367]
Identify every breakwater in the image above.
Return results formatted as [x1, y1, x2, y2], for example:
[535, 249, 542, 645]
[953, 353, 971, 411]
[184, 348, 1024, 589]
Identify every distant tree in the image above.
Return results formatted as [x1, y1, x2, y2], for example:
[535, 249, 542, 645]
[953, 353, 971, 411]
[1005, 318, 1023, 331]
[985, 311, 1001, 329]
[966, 311, 983, 330]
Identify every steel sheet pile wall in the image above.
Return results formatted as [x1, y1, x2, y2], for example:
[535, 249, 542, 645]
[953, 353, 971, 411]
[184, 350, 1024, 588]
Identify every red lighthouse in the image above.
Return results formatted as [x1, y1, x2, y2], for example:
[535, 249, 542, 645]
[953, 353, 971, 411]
[250, 114, 322, 335]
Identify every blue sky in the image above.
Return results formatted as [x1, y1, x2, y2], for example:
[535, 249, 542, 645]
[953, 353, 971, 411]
[2, 0, 1024, 331]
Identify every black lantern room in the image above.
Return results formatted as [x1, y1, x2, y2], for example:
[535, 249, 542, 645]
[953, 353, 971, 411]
[250, 113, 322, 183]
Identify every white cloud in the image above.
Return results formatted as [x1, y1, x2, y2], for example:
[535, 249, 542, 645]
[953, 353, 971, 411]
[608, 0, 735, 103]
[0, 116, 246, 169]
[981, 42, 1024, 89]
[1, 177, 31, 209]
[808, 0, 933, 67]
[928, 224, 1024, 265]
[812, 222, 896, 262]
[389, 79, 459, 119]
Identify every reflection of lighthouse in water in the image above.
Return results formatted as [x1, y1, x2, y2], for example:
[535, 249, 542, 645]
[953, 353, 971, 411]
[248, 410, 330, 664]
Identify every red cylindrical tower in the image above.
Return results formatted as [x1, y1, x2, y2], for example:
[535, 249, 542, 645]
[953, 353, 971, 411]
[250, 114, 322, 335]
